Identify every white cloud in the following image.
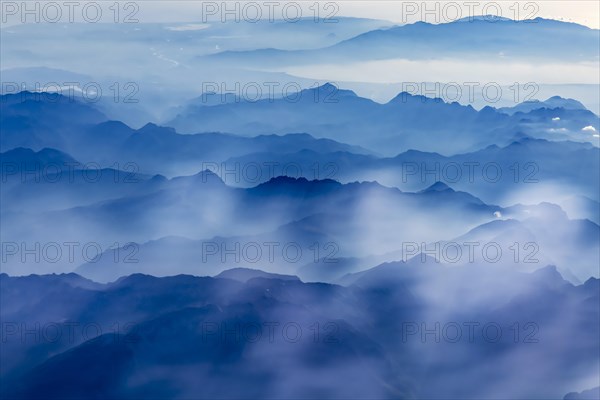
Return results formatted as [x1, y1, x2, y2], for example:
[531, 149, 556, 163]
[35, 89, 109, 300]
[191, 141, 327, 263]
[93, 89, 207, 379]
[582, 125, 597, 132]
[552, 117, 561, 121]
[166, 24, 210, 32]
[282, 59, 600, 86]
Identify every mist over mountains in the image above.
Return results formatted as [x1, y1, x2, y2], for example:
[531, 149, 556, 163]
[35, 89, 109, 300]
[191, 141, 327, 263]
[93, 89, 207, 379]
[167, 84, 599, 155]
[206, 17, 600, 65]
[1, 266, 598, 399]
[2, 16, 599, 123]
[2, 92, 598, 283]
[1, 11, 599, 400]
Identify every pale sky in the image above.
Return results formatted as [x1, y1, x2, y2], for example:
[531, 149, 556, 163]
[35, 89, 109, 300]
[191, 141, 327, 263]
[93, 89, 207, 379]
[339, 1, 600, 28]
[2, 1, 599, 29]
[136, 1, 600, 28]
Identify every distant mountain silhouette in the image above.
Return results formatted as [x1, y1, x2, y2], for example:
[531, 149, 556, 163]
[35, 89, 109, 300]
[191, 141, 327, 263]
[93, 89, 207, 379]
[167, 84, 598, 154]
[497, 96, 588, 115]
[215, 268, 301, 283]
[204, 17, 600, 66]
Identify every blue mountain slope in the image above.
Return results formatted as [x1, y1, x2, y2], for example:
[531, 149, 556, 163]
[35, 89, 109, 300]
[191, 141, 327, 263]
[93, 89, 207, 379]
[1, 273, 400, 399]
[2, 11, 598, 400]
[215, 268, 301, 283]
[1, 267, 597, 399]
[222, 137, 600, 206]
[1, 92, 374, 175]
[3, 90, 597, 162]
[0, 92, 108, 151]
[204, 17, 600, 65]
[60, 176, 500, 281]
[564, 387, 600, 400]
[167, 84, 502, 154]
[167, 84, 599, 155]
[329, 17, 599, 61]
[497, 96, 588, 115]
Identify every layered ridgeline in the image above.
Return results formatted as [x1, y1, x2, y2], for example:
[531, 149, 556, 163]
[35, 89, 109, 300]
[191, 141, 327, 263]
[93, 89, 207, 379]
[166, 84, 599, 155]
[0, 269, 598, 399]
[3, 17, 598, 126]
[1, 91, 598, 282]
[2, 148, 598, 283]
[2, 89, 598, 184]
[2, 89, 597, 218]
[1, 14, 599, 400]
[204, 17, 600, 64]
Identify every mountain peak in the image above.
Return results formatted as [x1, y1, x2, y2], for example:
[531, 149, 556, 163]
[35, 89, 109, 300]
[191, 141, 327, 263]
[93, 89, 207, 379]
[251, 176, 342, 196]
[190, 169, 225, 185]
[195, 169, 222, 179]
[498, 96, 587, 115]
[480, 105, 499, 114]
[318, 82, 337, 91]
[421, 181, 453, 193]
[530, 265, 569, 289]
[387, 91, 466, 108]
[388, 91, 442, 104]
[303, 83, 358, 99]
[543, 96, 586, 110]
[140, 122, 161, 130]
[168, 169, 225, 187]
[137, 122, 177, 136]
[455, 15, 513, 23]
[0, 146, 77, 165]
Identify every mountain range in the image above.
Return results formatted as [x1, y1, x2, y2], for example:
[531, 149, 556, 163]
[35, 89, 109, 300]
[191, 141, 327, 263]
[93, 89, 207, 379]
[1, 266, 597, 399]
